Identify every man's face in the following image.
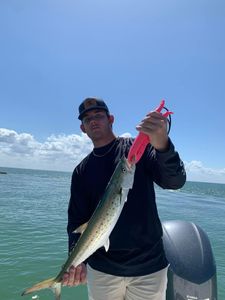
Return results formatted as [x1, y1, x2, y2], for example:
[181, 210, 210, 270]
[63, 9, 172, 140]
[82, 110, 108, 126]
[80, 109, 113, 141]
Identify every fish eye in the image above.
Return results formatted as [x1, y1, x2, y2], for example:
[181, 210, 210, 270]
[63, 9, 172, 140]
[121, 167, 126, 173]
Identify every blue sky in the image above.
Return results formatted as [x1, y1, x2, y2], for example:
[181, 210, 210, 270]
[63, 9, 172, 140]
[0, 0, 225, 183]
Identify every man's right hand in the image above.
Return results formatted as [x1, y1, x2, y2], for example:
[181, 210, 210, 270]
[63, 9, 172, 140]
[62, 263, 87, 286]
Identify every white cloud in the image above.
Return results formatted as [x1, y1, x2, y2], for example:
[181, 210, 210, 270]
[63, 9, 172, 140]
[0, 128, 39, 154]
[1, 128, 225, 183]
[0, 128, 92, 171]
[184, 160, 225, 184]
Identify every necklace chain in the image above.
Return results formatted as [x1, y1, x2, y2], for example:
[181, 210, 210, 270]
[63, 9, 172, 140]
[92, 138, 118, 157]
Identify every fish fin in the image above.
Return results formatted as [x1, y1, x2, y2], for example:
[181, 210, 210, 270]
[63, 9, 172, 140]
[74, 222, 88, 234]
[120, 188, 128, 203]
[124, 190, 128, 202]
[52, 282, 62, 300]
[119, 188, 123, 204]
[104, 238, 110, 252]
[21, 277, 59, 297]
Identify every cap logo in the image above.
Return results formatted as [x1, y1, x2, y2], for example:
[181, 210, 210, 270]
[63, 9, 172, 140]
[83, 99, 97, 109]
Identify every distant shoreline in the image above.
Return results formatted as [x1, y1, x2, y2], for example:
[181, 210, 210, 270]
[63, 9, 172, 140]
[0, 166, 225, 185]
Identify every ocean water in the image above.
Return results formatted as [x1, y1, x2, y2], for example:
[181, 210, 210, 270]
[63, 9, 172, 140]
[0, 167, 224, 300]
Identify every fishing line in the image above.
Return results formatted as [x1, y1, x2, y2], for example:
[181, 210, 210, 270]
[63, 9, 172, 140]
[163, 106, 172, 134]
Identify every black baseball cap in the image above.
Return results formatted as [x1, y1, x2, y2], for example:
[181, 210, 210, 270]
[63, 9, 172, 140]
[78, 97, 109, 120]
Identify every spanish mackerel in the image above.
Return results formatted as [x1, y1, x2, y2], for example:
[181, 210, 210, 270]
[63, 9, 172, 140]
[22, 156, 135, 300]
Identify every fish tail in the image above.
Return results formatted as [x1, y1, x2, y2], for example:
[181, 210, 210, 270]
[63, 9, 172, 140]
[21, 277, 62, 300]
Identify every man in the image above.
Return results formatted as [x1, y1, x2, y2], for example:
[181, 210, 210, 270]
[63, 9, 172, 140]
[63, 97, 186, 300]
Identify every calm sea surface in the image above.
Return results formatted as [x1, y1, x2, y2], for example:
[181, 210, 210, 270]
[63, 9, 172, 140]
[0, 167, 224, 300]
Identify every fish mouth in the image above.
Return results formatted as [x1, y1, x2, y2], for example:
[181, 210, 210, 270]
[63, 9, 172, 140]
[124, 157, 135, 171]
[125, 156, 136, 168]
[128, 157, 136, 166]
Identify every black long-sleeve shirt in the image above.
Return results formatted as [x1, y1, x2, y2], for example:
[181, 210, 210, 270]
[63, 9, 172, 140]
[67, 137, 186, 276]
